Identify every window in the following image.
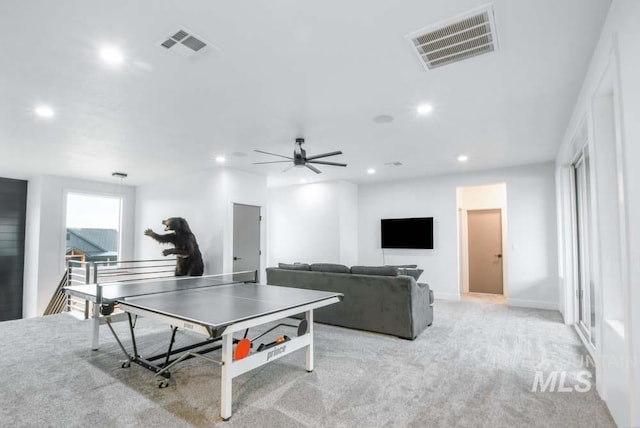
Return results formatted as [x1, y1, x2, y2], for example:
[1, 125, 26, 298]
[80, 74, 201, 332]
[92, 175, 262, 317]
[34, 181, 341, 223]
[65, 193, 122, 264]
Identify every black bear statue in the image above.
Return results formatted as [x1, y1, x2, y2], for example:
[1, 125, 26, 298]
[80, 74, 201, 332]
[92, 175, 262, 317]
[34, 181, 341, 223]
[144, 217, 204, 277]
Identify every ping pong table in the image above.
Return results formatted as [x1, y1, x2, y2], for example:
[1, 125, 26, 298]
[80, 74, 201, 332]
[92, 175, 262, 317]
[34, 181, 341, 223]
[65, 272, 343, 420]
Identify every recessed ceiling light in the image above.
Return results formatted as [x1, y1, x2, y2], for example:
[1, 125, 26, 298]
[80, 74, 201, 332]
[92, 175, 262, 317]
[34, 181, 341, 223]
[215, 156, 226, 163]
[300, 179, 308, 184]
[458, 155, 469, 162]
[34, 105, 54, 118]
[367, 168, 376, 175]
[100, 45, 124, 65]
[417, 104, 433, 115]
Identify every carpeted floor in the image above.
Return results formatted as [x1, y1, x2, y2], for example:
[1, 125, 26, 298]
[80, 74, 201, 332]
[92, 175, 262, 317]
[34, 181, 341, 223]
[0, 300, 615, 427]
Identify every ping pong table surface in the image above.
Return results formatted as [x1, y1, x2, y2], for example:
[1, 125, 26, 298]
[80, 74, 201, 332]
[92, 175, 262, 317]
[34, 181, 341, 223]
[64, 274, 343, 420]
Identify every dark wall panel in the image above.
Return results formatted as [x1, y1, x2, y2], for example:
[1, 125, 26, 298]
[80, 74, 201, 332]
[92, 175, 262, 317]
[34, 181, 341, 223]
[0, 177, 27, 321]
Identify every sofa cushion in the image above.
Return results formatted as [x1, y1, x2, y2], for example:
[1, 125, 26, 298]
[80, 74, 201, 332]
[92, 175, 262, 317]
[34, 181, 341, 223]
[350, 265, 398, 276]
[278, 263, 311, 271]
[398, 268, 424, 280]
[388, 264, 418, 269]
[310, 263, 351, 274]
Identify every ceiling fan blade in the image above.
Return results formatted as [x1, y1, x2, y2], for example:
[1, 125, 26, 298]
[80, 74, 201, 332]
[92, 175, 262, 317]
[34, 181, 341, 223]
[253, 160, 292, 165]
[254, 149, 292, 160]
[307, 160, 347, 167]
[305, 151, 343, 161]
[281, 164, 294, 173]
[306, 164, 322, 174]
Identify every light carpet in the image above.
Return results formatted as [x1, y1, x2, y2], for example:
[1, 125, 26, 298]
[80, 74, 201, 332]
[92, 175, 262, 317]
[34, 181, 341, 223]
[0, 300, 615, 427]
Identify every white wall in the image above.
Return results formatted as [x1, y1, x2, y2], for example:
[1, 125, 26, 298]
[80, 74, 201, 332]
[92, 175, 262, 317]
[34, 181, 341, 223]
[22, 176, 43, 318]
[458, 183, 507, 210]
[615, 7, 640, 424]
[22, 175, 136, 318]
[134, 168, 268, 280]
[267, 181, 358, 267]
[555, 1, 640, 425]
[338, 182, 358, 266]
[358, 163, 557, 307]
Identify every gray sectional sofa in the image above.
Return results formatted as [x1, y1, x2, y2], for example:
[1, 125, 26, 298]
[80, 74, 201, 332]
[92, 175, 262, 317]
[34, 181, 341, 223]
[266, 263, 434, 340]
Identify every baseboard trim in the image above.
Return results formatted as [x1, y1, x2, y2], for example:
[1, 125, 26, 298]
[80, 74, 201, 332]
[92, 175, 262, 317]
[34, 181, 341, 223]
[434, 292, 461, 301]
[508, 298, 558, 310]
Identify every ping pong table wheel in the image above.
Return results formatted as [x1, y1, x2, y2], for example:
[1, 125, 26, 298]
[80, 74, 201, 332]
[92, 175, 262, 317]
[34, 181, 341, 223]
[120, 360, 131, 369]
[157, 378, 170, 389]
[100, 302, 115, 316]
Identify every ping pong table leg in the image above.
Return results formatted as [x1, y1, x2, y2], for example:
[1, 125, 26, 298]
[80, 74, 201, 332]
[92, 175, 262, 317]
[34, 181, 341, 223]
[91, 302, 100, 350]
[220, 332, 233, 420]
[306, 310, 314, 372]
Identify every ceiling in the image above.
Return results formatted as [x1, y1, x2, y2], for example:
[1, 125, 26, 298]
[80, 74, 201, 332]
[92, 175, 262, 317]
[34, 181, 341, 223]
[0, 0, 611, 186]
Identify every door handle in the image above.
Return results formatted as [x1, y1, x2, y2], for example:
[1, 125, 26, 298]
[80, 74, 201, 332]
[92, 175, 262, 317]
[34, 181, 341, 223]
[494, 254, 502, 258]
[233, 256, 242, 261]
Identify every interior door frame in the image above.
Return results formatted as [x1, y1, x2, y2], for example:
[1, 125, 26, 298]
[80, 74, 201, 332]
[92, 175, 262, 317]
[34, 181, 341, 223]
[224, 200, 266, 283]
[459, 206, 508, 297]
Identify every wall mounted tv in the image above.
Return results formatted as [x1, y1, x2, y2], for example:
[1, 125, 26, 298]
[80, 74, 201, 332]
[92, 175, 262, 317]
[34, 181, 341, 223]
[381, 217, 434, 249]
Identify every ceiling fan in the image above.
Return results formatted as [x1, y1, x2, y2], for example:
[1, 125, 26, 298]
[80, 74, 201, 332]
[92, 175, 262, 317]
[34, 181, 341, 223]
[253, 137, 347, 174]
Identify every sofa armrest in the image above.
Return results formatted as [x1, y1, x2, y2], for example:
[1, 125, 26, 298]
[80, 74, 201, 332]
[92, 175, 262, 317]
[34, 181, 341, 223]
[409, 281, 434, 338]
[417, 282, 434, 306]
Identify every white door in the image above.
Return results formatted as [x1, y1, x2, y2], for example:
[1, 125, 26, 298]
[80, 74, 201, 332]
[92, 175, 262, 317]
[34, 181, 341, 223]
[232, 204, 261, 279]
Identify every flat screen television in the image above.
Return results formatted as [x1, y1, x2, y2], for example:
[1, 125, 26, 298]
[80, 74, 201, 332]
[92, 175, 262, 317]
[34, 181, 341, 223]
[381, 217, 434, 249]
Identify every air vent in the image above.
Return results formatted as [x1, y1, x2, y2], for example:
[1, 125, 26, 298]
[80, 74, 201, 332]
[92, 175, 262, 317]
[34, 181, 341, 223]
[171, 30, 189, 41]
[159, 27, 217, 58]
[384, 161, 403, 167]
[160, 39, 177, 49]
[181, 35, 206, 52]
[405, 4, 499, 70]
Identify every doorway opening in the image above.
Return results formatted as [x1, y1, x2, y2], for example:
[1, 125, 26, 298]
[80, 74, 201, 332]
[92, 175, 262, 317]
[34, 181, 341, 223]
[232, 203, 261, 281]
[65, 192, 122, 265]
[457, 183, 508, 303]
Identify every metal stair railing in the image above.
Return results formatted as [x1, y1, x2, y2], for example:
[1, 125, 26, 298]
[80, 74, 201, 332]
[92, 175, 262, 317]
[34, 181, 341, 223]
[65, 259, 176, 319]
[43, 271, 69, 316]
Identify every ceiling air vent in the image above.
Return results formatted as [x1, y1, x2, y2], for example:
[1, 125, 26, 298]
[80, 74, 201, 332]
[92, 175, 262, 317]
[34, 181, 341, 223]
[405, 4, 499, 70]
[159, 28, 215, 58]
[181, 35, 207, 52]
[160, 39, 177, 49]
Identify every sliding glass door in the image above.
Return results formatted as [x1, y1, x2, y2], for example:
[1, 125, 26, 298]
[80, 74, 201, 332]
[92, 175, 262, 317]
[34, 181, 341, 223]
[573, 152, 596, 347]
